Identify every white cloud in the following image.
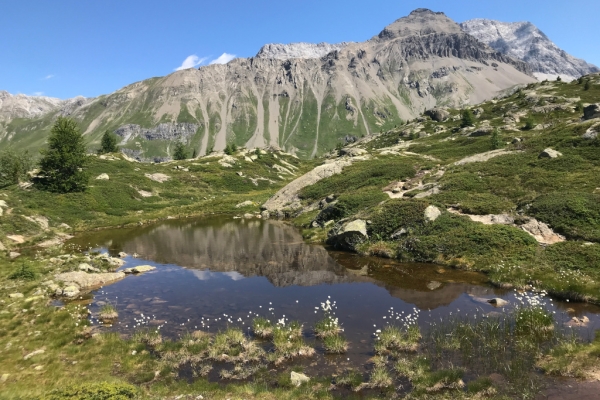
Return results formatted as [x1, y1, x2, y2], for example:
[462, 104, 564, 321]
[42, 74, 54, 80]
[32, 92, 44, 96]
[209, 53, 236, 65]
[174, 55, 208, 71]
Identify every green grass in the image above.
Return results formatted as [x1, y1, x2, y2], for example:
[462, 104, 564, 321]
[322, 334, 348, 354]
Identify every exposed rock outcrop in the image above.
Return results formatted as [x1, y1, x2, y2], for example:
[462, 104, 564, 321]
[327, 219, 368, 251]
[461, 19, 599, 81]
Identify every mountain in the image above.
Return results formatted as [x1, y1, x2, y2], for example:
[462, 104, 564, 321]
[255, 42, 352, 59]
[0, 9, 535, 160]
[461, 19, 599, 82]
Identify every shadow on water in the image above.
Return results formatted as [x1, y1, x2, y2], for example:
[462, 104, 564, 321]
[67, 215, 600, 380]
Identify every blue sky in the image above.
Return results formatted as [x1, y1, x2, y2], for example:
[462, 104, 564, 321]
[2, 0, 598, 99]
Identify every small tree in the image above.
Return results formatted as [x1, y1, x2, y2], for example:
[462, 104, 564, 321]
[578, 77, 584, 85]
[584, 79, 591, 91]
[0, 148, 32, 188]
[490, 129, 501, 150]
[173, 142, 188, 160]
[461, 109, 475, 128]
[34, 117, 89, 193]
[98, 130, 119, 154]
[192, 148, 197, 159]
[556, 76, 562, 82]
[523, 117, 536, 131]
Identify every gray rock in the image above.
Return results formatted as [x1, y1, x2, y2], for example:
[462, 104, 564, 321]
[95, 173, 109, 180]
[290, 371, 310, 386]
[583, 104, 600, 120]
[243, 213, 254, 219]
[469, 126, 494, 137]
[339, 147, 367, 157]
[9, 252, 20, 259]
[538, 148, 562, 159]
[511, 137, 523, 144]
[118, 252, 128, 258]
[582, 127, 598, 140]
[327, 219, 368, 251]
[55, 271, 126, 289]
[260, 210, 270, 219]
[235, 200, 254, 208]
[390, 228, 407, 239]
[425, 108, 450, 122]
[487, 298, 509, 307]
[123, 265, 156, 274]
[62, 286, 80, 298]
[23, 349, 45, 360]
[9, 293, 24, 299]
[424, 205, 441, 222]
[78, 263, 100, 273]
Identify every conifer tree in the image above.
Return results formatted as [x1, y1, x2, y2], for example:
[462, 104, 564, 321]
[99, 130, 119, 154]
[173, 142, 188, 160]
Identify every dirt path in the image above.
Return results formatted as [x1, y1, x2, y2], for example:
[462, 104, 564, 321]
[536, 378, 600, 400]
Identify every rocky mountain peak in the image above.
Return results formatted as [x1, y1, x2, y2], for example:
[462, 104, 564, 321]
[374, 8, 462, 41]
[461, 18, 599, 81]
[255, 42, 352, 60]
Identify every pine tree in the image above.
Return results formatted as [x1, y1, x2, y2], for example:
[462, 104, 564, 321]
[192, 148, 197, 159]
[34, 117, 89, 193]
[556, 75, 562, 82]
[461, 109, 475, 128]
[99, 130, 119, 154]
[584, 79, 591, 91]
[173, 142, 188, 160]
[490, 129, 501, 150]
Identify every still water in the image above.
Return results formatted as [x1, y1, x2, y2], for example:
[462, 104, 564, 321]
[68, 216, 600, 372]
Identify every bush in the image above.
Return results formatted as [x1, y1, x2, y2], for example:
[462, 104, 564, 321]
[9, 263, 37, 281]
[369, 199, 428, 238]
[315, 191, 387, 224]
[41, 382, 137, 400]
[98, 130, 119, 154]
[173, 142, 188, 160]
[34, 117, 89, 193]
[528, 192, 600, 242]
[461, 109, 475, 128]
[490, 128, 501, 150]
[0, 148, 32, 188]
[523, 117, 536, 130]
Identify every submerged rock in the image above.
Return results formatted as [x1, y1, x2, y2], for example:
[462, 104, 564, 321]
[487, 298, 509, 307]
[291, 371, 310, 386]
[123, 265, 156, 274]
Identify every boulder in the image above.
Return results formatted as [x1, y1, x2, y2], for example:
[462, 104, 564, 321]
[327, 219, 368, 251]
[62, 286, 80, 298]
[290, 371, 310, 387]
[78, 263, 100, 273]
[538, 148, 562, 159]
[235, 200, 255, 208]
[582, 127, 598, 140]
[339, 147, 367, 157]
[520, 218, 565, 245]
[55, 271, 126, 289]
[123, 265, 156, 274]
[243, 213, 254, 219]
[469, 126, 494, 137]
[95, 173, 109, 180]
[425, 108, 450, 122]
[424, 205, 441, 222]
[118, 252, 128, 258]
[260, 210, 270, 219]
[583, 103, 600, 120]
[487, 298, 509, 307]
[9, 293, 24, 299]
[23, 349, 45, 360]
[144, 173, 170, 183]
[9, 252, 21, 259]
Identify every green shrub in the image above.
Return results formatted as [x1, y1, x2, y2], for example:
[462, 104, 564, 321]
[0, 148, 32, 188]
[369, 199, 428, 238]
[528, 192, 600, 242]
[316, 190, 387, 223]
[9, 263, 37, 281]
[41, 382, 137, 400]
[461, 109, 475, 128]
[98, 130, 119, 154]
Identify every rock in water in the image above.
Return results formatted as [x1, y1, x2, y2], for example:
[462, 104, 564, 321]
[487, 298, 509, 307]
[290, 371, 310, 386]
[123, 265, 156, 274]
[327, 219, 368, 251]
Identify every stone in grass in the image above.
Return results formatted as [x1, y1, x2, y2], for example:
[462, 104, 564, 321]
[424, 205, 441, 222]
[9, 252, 21, 259]
[95, 173, 109, 180]
[0, 373, 8, 382]
[538, 148, 562, 159]
[24, 349, 45, 360]
[123, 265, 156, 274]
[9, 293, 24, 299]
[291, 371, 310, 387]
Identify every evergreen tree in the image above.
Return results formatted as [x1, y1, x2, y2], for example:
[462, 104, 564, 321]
[173, 142, 188, 160]
[490, 129, 501, 150]
[461, 109, 475, 128]
[0, 148, 32, 188]
[556, 75, 562, 82]
[192, 148, 197, 159]
[98, 130, 119, 154]
[224, 144, 233, 155]
[34, 117, 89, 193]
[584, 79, 591, 91]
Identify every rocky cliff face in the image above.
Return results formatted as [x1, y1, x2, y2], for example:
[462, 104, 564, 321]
[1, 9, 535, 159]
[255, 42, 352, 59]
[461, 19, 599, 82]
